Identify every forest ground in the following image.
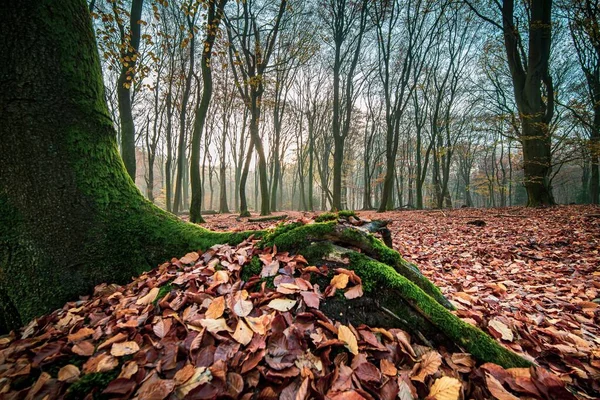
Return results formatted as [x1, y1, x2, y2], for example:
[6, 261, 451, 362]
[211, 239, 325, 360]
[198, 205, 600, 394]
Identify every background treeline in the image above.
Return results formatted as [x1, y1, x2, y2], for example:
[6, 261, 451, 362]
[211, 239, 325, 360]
[90, 0, 600, 214]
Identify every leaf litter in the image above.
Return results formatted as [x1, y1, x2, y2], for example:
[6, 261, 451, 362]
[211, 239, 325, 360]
[0, 206, 597, 399]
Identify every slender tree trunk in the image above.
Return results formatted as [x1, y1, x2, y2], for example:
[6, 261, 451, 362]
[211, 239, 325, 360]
[190, 0, 227, 223]
[239, 137, 254, 217]
[116, 0, 143, 181]
[249, 96, 271, 216]
[173, 37, 195, 214]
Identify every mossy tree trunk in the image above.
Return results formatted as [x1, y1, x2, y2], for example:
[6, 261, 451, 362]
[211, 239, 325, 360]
[0, 0, 529, 370]
[0, 0, 250, 333]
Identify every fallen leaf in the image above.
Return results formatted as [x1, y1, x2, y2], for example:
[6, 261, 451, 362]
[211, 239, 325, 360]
[488, 319, 514, 342]
[205, 296, 226, 319]
[136, 287, 160, 305]
[111, 341, 140, 357]
[426, 376, 461, 400]
[337, 325, 358, 355]
[200, 318, 233, 333]
[267, 298, 297, 312]
[58, 364, 80, 383]
[330, 273, 349, 289]
[232, 319, 253, 345]
[412, 351, 442, 382]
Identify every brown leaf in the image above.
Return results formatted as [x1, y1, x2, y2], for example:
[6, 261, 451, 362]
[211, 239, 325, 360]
[344, 284, 363, 299]
[72, 340, 95, 356]
[110, 341, 140, 357]
[411, 351, 442, 382]
[205, 296, 226, 319]
[485, 373, 519, 400]
[381, 359, 398, 376]
[337, 324, 358, 355]
[67, 327, 95, 342]
[488, 319, 514, 342]
[58, 364, 80, 383]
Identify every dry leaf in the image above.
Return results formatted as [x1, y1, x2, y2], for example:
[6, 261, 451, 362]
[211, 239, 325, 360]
[136, 287, 160, 305]
[427, 376, 461, 400]
[58, 364, 80, 383]
[488, 319, 514, 342]
[412, 351, 442, 382]
[111, 341, 140, 357]
[232, 319, 253, 345]
[200, 318, 233, 333]
[337, 325, 358, 355]
[205, 296, 226, 319]
[330, 274, 349, 289]
[267, 298, 297, 312]
[344, 284, 363, 299]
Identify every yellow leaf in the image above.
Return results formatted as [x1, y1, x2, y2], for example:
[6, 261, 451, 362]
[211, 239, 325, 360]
[136, 287, 160, 305]
[232, 319, 253, 346]
[111, 341, 140, 357]
[337, 325, 358, 355]
[330, 274, 349, 289]
[245, 313, 273, 335]
[267, 298, 296, 312]
[205, 296, 225, 319]
[199, 318, 233, 333]
[426, 376, 461, 400]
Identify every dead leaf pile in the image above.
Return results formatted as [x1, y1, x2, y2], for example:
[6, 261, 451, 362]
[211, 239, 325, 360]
[0, 207, 594, 399]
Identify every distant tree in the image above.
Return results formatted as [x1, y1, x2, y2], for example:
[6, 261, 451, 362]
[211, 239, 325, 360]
[465, 0, 556, 206]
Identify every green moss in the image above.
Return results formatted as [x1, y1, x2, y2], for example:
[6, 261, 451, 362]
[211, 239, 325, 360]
[340, 251, 530, 369]
[259, 221, 304, 248]
[153, 283, 174, 306]
[241, 256, 262, 282]
[337, 210, 357, 218]
[314, 212, 338, 222]
[65, 370, 119, 400]
[269, 222, 336, 251]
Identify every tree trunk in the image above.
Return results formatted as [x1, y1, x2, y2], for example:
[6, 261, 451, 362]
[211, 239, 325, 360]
[116, 0, 143, 181]
[190, 0, 227, 223]
[0, 0, 246, 333]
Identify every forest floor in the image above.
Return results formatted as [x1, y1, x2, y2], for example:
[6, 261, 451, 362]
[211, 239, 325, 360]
[199, 205, 600, 397]
[1, 206, 598, 399]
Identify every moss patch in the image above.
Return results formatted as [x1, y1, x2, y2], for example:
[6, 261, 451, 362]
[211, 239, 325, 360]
[65, 370, 119, 400]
